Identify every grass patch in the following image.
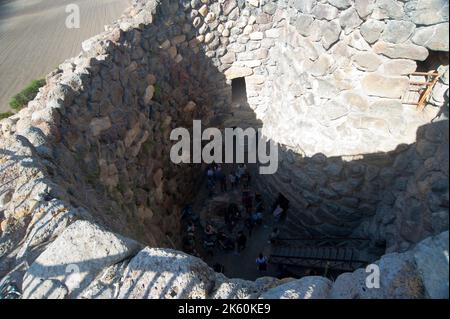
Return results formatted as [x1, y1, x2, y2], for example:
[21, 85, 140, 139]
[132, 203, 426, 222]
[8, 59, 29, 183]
[0, 112, 14, 120]
[9, 79, 46, 111]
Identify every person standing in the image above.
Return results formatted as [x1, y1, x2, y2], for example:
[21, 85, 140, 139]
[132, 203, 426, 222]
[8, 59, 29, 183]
[236, 231, 247, 252]
[256, 253, 268, 272]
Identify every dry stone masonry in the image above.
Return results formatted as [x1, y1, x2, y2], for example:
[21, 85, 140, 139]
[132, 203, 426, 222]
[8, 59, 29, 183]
[0, 0, 448, 298]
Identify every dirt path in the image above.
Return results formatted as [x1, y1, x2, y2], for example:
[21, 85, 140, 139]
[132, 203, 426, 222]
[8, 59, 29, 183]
[0, 0, 129, 112]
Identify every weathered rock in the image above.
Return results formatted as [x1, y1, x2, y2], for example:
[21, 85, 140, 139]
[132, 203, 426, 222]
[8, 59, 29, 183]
[339, 8, 363, 32]
[407, 0, 449, 25]
[90, 117, 111, 136]
[381, 20, 416, 44]
[362, 73, 410, 98]
[360, 19, 385, 44]
[355, 0, 376, 18]
[328, 0, 352, 10]
[371, 0, 405, 20]
[352, 52, 383, 71]
[413, 231, 449, 299]
[412, 23, 449, 52]
[22, 220, 141, 298]
[381, 59, 417, 75]
[312, 3, 339, 20]
[117, 248, 215, 298]
[373, 41, 429, 61]
[260, 276, 332, 299]
[224, 66, 253, 79]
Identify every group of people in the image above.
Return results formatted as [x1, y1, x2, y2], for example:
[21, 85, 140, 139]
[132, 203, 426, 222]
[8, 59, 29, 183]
[206, 164, 251, 197]
[181, 164, 291, 276]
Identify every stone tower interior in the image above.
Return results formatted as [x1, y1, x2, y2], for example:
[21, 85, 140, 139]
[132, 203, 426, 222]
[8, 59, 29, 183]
[0, 0, 448, 299]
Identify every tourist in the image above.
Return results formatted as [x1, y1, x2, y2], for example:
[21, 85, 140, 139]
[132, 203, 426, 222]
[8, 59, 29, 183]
[236, 231, 247, 252]
[203, 237, 215, 256]
[217, 231, 234, 251]
[204, 223, 216, 237]
[255, 193, 264, 212]
[273, 204, 284, 223]
[207, 166, 214, 181]
[183, 235, 195, 254]
[215, 167, 227, 192]
[207, 178, 215, 197]
[268, 227, 280, 244]
[256, 253, 268, 272]
[187, 221, 195, 237]
[229, 172, 237, 189]
[244, 217, 255, 237]
[242, 190, 253, 214]
[251, 210, 263, 225]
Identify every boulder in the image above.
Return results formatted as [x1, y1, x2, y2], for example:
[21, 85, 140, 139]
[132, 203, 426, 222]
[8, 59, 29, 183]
[22, 220, 141, 298]
[360, 19, 385, 44]
[355, 0, 376, 18]
[339, 8, 363, 32]
[90, 117, 111, 136]
[330, 252, 425, 298]
[312, 3, 339, 20]
[381, 59, 417, 75]
[381, 20, 416, 44]
[352, 52, 383, 71]
[413, 231, 449, 299]
[362, 73, 409, 99]
[260, 276, 332, 299]
[224, 66, 254, 80]
[328, 0, 352, 9]
[371, 0, 405, 20]
[407, 0, 449, 25]
[373, 41, 429, 61]
[211, 274, 259, 299]
[412, 23, 449, 52]
[117, 248, 216, 298]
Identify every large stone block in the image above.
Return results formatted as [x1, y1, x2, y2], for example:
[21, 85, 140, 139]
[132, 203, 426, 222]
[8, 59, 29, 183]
[260, 276, 332, 299]
[360, 19, 385, 44]
[373, 41, 429, 61]
[224, 66, 254, 79]
[362, 73, 409, 98]
[412, 23, 449, 52]
[407, 0, 449, 25]
[22, 220, 141, 298]
[312, 3, 339, 20]
[381, 20, 416, 44]
[413, 231, 449, 299]
[117, 248, 216, 298]
[352, 52, 383, 71]
[381, 59, 417, 75]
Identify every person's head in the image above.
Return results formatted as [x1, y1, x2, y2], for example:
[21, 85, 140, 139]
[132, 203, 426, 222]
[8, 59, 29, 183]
[259, 253, 264, 259]
[273, 227, 278, 232]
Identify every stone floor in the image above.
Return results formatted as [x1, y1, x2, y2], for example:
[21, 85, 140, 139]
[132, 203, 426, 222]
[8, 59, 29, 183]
[186, 163, 282, 281]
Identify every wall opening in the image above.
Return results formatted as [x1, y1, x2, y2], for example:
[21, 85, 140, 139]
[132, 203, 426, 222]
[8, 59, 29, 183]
[231, 77, 247, 104]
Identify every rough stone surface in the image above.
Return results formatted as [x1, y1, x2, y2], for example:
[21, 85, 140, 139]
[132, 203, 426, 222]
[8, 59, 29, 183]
[412, 23, 449, 52]
[362, 73, 410, 98]
[259, 276, 332, 299]
[117, 248, 215, 299]
[22, 220, 141, 298]
[0, 0, 448, 300]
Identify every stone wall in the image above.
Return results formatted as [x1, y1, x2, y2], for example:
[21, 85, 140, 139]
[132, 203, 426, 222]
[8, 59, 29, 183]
[0, 0, 448, 298]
